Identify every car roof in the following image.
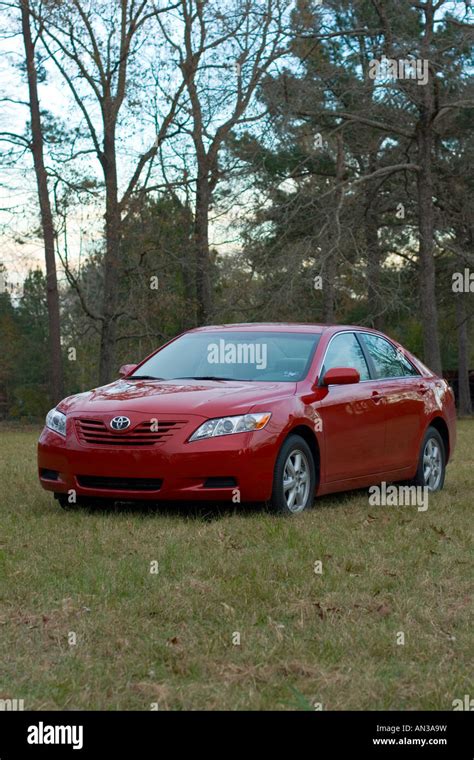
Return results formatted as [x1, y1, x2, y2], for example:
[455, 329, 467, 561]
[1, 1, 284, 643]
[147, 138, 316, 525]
[187, 322, 384, 336]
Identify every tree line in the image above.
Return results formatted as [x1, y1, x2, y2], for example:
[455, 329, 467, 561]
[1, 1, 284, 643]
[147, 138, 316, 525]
[0, 0, 473, 417]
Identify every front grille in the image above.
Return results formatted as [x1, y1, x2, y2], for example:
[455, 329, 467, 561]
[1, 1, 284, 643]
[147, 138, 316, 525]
[75, 418, 186, 446]
[77, 475, 162, 491]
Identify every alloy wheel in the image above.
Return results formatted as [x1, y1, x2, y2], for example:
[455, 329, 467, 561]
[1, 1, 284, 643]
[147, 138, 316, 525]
[423, 437, 442, 491]
[283, 449, 311, 513]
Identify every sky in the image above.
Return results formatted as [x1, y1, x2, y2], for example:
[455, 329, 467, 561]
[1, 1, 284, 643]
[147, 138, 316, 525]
[0, 0, 470, 293]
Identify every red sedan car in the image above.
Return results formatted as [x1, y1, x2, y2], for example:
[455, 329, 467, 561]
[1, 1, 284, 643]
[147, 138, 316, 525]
[38, 323, 456, 514]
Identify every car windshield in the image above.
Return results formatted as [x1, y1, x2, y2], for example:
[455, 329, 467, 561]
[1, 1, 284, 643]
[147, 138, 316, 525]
[132, 331, 321, 383]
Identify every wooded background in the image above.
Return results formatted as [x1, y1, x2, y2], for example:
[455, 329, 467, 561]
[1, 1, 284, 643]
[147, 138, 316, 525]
[0, 0, 473, 418]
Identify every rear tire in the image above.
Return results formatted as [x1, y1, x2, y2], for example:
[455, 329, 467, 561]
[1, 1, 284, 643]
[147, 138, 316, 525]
[268, 435, 316, 515]
[408, 426, 446, 492]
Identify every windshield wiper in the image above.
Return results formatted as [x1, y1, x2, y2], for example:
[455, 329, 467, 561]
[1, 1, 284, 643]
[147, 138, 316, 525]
[128, 375, 165, 380]
[171, 375, 237, 381]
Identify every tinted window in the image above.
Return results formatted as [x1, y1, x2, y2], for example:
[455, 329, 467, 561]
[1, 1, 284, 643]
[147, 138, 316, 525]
[322, 332, 370, 381]
[132, 331, 321, 382]
[361, 334, 419, 379]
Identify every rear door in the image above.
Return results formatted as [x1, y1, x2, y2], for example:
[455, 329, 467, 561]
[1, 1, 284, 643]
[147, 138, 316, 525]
[318, 331, 387, 482]
[359, 333, 425, 470]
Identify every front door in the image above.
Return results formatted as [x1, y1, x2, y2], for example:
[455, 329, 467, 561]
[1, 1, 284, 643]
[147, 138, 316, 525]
[318, 332, 387, 483]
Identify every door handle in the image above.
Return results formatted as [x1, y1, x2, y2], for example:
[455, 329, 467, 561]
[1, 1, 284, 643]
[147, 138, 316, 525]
[371, 391, 384, 404]
[417, 384, 429, 395]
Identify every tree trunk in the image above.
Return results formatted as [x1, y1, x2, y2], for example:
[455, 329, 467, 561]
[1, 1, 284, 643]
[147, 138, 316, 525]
[99, 123, 121, 384]
[321, 251, 336, 323]
[181, 258, 197, 329]
[194, 171, 212, 324]
[180, 202, 197, 329]
[20, 0, 64, 403]
[365, 154, 383, 330]
[455, 288, 472, 416]
[365, 208, 382, 330]
[416, 4, 442, 376]
[322, 135, 345, 323]
[416, 118, 442, 375]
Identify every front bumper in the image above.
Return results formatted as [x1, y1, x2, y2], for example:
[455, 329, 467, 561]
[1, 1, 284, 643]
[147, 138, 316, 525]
[37, 412, 277, 503]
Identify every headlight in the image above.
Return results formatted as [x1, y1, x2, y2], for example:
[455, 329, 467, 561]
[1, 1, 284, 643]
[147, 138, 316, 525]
[46, 408, 67, 437]
[189, 412, 271, 442]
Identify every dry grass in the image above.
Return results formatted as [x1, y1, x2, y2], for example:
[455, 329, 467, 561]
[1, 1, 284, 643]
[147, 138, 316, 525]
[0, 421, 472, 710]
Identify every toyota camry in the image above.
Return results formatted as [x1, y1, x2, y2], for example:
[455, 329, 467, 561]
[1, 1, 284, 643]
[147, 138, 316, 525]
[38, 323, 456, 514]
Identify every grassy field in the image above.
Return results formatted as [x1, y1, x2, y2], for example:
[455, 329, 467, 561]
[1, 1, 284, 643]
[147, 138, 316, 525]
[0, 422, 472, 711]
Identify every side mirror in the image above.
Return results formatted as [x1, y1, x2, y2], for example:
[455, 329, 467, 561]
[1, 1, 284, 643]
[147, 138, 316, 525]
[322, 367, 360, 386]
[119, 363, 137, 378]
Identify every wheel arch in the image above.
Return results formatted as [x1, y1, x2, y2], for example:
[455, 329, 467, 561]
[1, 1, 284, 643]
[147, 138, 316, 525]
[427, 416, 450, 462]
[283, 424, 321, 487]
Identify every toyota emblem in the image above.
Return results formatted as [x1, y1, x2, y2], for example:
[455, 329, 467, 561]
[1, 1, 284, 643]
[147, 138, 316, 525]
[110, 416, 131, 431]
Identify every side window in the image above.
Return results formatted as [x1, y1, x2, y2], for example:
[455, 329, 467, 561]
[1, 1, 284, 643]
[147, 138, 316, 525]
[322, 332, 370, 381]
[361, 334, 419, 379]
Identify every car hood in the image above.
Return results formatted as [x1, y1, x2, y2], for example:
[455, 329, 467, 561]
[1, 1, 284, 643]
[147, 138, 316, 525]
[57, 378, 296, 417]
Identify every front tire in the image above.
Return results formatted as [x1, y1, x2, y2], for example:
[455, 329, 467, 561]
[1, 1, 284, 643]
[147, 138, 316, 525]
[408, 426, 446, 492]
[55, 495, 123, 511]
[268, 435, 316, 515]
[55, 494, 76, 510]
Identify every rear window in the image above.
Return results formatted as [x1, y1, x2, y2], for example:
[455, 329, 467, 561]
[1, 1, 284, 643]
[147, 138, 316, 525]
[361, 334, 420, 379]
